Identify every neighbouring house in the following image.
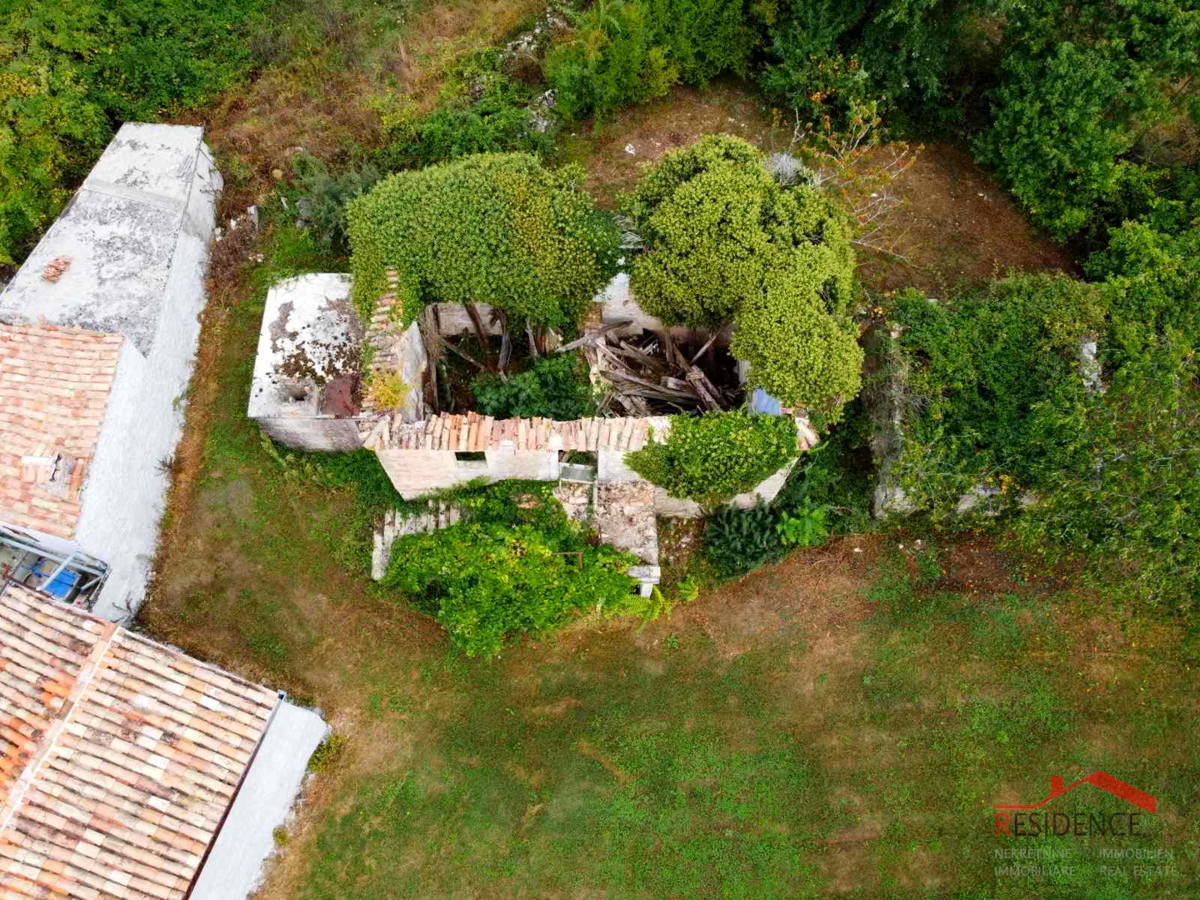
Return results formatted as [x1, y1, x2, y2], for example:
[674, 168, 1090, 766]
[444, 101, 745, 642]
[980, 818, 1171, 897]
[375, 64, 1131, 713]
[0, 579, 328, 900]
[0, 123, 221, 620]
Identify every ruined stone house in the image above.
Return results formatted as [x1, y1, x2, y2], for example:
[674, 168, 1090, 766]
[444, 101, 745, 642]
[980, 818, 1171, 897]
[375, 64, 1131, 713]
[249, 271, 817, 593]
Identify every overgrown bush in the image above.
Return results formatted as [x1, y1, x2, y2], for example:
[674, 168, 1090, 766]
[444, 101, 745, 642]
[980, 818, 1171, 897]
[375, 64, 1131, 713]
[1011, 336, 1200, 612]
[704, 502, 784, 577]
[544, 0, 766, 121]
[626, 411, 798, 506]
[773, 400, 873, 534]
[884, 274, 1107, 511]
[776, 501, 829, 548]
[471, 355, 595, 420]
[0, 0, 268, 264]
[1084, 179, 1200, 359]
[347, 153, 620, 326]
[761, 0, 982, 124]
[975, 0, 1200, 241]
[292, 155, 382, 253]
[627, 135, 860, 416]
[730, 266, 864, 423]
[379, 51, 553, 167]
[381, 483, 635, 656]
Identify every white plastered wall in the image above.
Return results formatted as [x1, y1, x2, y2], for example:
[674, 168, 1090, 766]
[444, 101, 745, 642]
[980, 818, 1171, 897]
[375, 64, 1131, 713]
[74, 144, 221, 621]
[190, 700, 329, 900]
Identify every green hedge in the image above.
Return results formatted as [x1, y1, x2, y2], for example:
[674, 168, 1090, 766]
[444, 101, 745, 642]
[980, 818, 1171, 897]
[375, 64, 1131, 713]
[626, 411, 798, 506]
[346, 153, 619, 326]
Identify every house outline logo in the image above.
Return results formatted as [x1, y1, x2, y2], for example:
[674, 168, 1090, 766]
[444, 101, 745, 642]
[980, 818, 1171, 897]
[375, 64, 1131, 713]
[996, 771, 1156, 814]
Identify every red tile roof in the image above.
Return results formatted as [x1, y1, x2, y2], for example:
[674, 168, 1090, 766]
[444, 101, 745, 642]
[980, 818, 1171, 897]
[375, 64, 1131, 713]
[361, 411, 661, 453]
[0, 582, 279, 899]
[0, 324, 125, 540]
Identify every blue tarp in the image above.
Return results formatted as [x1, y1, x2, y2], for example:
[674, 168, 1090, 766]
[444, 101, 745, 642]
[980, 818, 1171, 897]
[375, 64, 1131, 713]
[749, 387, 783, 416]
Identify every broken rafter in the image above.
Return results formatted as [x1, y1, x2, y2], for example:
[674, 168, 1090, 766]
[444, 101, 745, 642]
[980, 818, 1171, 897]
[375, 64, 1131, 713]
[556, 320, 634, 353]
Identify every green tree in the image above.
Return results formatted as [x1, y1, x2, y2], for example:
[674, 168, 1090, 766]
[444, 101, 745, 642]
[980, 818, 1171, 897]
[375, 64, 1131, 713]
[730, 265, 863, 418]
[976, 0, 1200, 240]
[346, 154, 620, 326]
[627, 135, 860, 415]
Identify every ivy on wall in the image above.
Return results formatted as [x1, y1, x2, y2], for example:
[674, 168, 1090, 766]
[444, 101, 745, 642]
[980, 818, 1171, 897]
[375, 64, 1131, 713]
[347, 153, 620, 327]
[625, 411, 798, 506]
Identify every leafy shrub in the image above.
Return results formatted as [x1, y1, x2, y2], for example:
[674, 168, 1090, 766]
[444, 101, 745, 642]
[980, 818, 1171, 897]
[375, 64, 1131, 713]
[627, 135, 860, 416]
[1012, 335, 1200, 612]
[626, 411, 798, 506]
[1084, 185, 1200, 358]
[380, 53, 553, 167]
[730, 266, 864, 422]
[773, 400, 874, 534]
[364, 371, 412, 411]
[704, 502, 784, 577]
[975, 0, 1200, 241]
[544, 0, 765, 121]
[761, 0, 980, 124]
[884, 274, 1107, 511]
[381, 483, 635, 656]
[347, 154, 620, 327]
[471, 355, 595, 420]
[0, 0, 268, 264]
[292, 155, 382, 253]
[776, 502, 829, 548]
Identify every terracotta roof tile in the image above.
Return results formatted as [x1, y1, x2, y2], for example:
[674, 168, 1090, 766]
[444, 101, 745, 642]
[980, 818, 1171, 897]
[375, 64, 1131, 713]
[0, 582, 279, 900]
[362, 411, 669, 453]
[0, 324, 125, 539]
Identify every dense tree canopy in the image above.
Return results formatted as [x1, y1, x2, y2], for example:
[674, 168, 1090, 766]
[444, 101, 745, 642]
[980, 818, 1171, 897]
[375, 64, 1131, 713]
[761, 0, 981, 121]
[627, 135, 859, 417]
[976, 0, 1200, 240]
[346, 153, 620, 326]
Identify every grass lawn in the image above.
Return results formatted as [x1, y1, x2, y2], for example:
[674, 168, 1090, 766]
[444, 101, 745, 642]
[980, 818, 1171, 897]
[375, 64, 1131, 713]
[140, 227, 1200, 896]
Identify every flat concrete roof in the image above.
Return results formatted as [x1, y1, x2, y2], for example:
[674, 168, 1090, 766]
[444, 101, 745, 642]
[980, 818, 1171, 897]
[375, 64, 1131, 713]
[0, 123, 219, 355]
[249, 273, 363, 420]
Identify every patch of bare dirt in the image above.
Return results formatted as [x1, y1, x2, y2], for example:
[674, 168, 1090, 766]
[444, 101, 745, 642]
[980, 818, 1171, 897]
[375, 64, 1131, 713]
[565, 79, 786, 206]
[683, 536, 880, 657]
[860, 143, 1080, 294]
